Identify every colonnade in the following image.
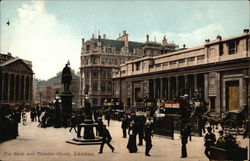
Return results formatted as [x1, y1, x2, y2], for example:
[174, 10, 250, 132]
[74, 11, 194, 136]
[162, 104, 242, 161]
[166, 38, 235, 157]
[0, 72, 33, 103]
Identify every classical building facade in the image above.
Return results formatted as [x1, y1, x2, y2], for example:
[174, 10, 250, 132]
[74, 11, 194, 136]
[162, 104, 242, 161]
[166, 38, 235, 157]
[80, 31, 178, 106]
[33, 68, 80, 107]
[113, 29, 250, 113]
[0, 53, 33, 107]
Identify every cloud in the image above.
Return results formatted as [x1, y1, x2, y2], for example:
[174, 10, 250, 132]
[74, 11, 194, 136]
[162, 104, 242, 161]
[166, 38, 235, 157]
[10, 1, 80, 80]
[134, 23, 226, 48]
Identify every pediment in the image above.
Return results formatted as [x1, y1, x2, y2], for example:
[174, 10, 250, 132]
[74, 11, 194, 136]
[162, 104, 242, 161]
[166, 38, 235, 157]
[2, 59, 33, 74]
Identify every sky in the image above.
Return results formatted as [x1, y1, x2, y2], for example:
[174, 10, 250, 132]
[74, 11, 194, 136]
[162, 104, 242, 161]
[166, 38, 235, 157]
[0, 0, 249, 80]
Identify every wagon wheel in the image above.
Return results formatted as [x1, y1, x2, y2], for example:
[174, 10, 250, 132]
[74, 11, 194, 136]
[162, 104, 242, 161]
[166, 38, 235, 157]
[223, 120, 237, 135]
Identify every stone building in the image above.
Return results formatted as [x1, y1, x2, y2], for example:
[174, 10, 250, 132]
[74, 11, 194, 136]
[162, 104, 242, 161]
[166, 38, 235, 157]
[113, 29, 250, 113]
[0, 53, 33, 107]
[33, 68, 80, 107]
[80, 31, 178, 106]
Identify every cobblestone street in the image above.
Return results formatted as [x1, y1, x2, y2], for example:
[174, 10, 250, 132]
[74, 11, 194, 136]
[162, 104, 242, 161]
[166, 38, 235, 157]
[0, 115, 249, 161]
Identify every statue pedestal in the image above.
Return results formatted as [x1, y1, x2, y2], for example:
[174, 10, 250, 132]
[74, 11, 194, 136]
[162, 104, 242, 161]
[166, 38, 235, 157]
[66, 123, 103, 145]
[60, 92, 72, 127]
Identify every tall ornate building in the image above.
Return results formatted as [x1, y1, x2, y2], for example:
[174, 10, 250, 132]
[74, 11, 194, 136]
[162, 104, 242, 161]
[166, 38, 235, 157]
[80, 31, 178, 106]
[113, 29, 250, 113]
[0, 53, 33, 107]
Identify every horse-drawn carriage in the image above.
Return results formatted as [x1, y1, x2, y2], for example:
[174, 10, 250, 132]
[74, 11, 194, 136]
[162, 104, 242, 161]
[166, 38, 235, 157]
[103, 98, 124, 121]
[204, 106, 248, 136]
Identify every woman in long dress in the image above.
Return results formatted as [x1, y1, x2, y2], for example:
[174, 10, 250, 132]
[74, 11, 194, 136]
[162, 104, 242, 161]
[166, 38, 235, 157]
[127, 121, 138, 153]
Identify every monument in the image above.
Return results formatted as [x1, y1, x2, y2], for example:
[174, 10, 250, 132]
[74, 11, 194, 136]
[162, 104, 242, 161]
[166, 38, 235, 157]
[66, 94, 103, 145]
[60, 63, 73, 127]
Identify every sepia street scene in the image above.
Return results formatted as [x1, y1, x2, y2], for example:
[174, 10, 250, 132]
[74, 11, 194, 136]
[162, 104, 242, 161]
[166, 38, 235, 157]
[0, 1, 249, 161]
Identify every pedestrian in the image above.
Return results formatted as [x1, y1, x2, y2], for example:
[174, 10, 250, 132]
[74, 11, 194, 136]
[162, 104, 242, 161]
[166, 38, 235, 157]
[127, 121, 138, 153]
[69, 115, 78, 133]
[204, 126, 216, 159]
[180, 125, 189, 158]
[137, 115, 146, 145]
[106, 111, 111, 126]
[121, 116, 129, 138]
[144, 122, 153, 156]
[99, 125, 115, 154]
[96, 117, 104, 136]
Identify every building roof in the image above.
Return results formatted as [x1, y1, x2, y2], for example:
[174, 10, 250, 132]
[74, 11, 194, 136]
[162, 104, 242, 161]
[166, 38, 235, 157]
[128, 41, 144, 52]
[92, 38, 145, 52]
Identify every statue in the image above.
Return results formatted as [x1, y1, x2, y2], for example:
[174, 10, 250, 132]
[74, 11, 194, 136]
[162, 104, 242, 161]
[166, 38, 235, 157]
[61, 64, 72, 92]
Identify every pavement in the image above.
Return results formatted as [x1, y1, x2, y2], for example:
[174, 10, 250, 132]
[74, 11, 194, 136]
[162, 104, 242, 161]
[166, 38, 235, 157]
[0, 113, 249, 161]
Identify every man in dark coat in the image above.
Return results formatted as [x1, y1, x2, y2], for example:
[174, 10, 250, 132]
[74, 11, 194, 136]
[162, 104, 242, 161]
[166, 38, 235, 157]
[99, 125, 114, 154]
[180, 125, 189, 158]
[121, 116, 129, 138]
[204, 126, 216, 159]
[144, 122, 153, 156]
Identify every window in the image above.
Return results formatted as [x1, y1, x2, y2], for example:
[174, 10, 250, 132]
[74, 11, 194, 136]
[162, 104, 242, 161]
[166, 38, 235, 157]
[228, 41, 237, 55]
[135, 62, 140, 71]
[170, 61, 176, 65]
[107, 58, 112, 65]
[101, 58, 106, 64]
[107, 81, 112, 91]
[197, 55, 205, 60]
[107, 71, 111, 78]
[93, 58, 97, 64]
[108, 48, 112, 53]
[187, 57, 195, 62]
[85, 57, 90, 65]
[93, 81, 98, 91]
[93, 70, 98, 79]
[101, 82, 106, 92]
[114, 59, 118, 65]
[178, 59, 185, 63]
[86, 45, 90, 51]
[101, 70, 106, 78]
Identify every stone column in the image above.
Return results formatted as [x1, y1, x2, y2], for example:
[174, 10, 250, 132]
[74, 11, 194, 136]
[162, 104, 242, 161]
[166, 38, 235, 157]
[23, 75, 27, 102]
[0, 73, 4, 101]
[7, 73, 10, 101]
[184, 75, 188, 89]
[153, 79, 156, 99]
[160, 78, 163, 99]
[19, 75, 23, 101]
[204, 73, 209, 102]
[194, 74, 198, 90]
[175, 76, 179, 96]
[168, 77, 171, 100]
[13, 74, 16, 102]
[30, 76, 33, 101]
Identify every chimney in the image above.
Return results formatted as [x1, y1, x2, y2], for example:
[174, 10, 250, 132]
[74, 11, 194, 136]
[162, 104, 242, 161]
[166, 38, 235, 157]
[123, 30, 126, 36]
[217, 35, 222, 40]
[183, 44, 186, 48]
[162, 36, 167, 46]
[82, 39, 85, 45]
[103, 34, 106, 39]
[146, 34, 149, 42]
[243, 29, 249, 33]
[205, 39, 210, 43]
[98, 35, 101, 41]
